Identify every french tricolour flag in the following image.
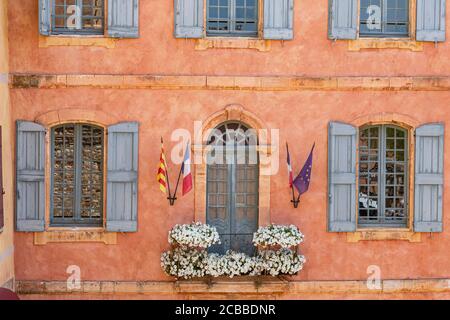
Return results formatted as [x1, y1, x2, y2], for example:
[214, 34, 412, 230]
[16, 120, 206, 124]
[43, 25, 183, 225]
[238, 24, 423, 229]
[182, 141, 193, 195]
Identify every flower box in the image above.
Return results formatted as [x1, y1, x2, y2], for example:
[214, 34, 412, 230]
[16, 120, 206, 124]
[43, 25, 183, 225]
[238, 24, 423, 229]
[161, 222, 306, 280]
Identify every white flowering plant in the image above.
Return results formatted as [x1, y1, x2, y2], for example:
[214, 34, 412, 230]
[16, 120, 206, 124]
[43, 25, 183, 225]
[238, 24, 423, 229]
[161, 247, 208, 279]
[161, 223, 306, 279]
[168, 222, 220, 249]
[207, 251, 259, 278]
[257, 249, 306, 276]
[253, 224, 304, 248]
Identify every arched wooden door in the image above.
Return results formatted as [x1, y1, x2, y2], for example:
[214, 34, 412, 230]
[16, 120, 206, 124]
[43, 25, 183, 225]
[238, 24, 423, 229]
[206, 122, 259, 255]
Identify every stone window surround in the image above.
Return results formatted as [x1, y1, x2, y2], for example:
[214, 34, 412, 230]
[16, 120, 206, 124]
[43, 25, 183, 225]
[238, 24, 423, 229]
[348, 0, 424, 51]
[194, 104, 272, 227]
[31, 109, 120, 245]
[39, 0, 116, 48]
[346, 112, 422, 242]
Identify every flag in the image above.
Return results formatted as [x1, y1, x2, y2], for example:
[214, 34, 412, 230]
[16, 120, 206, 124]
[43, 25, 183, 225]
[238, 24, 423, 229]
[286, 143, 294, 188]
[157, 138, 168, 194]
[182, 141, 193, 195]
[293, 143, 315, 196]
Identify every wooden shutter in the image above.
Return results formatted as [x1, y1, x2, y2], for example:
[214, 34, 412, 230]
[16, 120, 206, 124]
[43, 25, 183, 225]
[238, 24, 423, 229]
[106, 122, 139, 232]
[108, 0, 139, 38]
[16, 121, 46, 232]
[263, 0, 294, 40]
[174, 0, 204, 38]
[416, 0, 446, 42]
[328, 0, 357, 40]
[414, 123, 444, 232]
[328, 122, 357, 232]
[0, 127, 3, 232]
[39, 0, 51, 36]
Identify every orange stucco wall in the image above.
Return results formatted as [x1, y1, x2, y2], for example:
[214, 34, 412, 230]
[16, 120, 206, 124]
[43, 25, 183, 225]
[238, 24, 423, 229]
[0, 0, 14, 289]
[6, 0, 450, 295]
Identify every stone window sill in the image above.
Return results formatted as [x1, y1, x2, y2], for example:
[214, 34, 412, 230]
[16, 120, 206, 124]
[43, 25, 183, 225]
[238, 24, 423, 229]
[34, 229, 117, 245]
[195, 38, 271, 52]
[39, 35, 117, 49]
[347, 229, 421, 243]
[348, 38, 423, 52]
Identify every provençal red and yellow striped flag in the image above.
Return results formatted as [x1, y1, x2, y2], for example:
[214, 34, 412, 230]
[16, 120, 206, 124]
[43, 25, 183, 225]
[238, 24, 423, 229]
[157, 138, 168, 194]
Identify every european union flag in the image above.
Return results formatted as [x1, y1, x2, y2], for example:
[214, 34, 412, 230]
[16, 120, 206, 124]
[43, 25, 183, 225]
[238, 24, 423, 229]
[293, 143, 315, 196]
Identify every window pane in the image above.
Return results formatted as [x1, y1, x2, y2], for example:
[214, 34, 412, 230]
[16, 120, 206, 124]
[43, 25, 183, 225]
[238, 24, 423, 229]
[358, 126, 380, 224]
[51, 124, 104, 226]
[52, 125, 76, 220]
[360, 0, 409, 37]
[358, 125, 408, 227]
[360, 0, 382, 36]
[80, 125, 104, 219]
[52, 0, 104, 34]
[207, 0, 258, 36]
[207, 0, 230, 33]
[383, 126, 408, 225]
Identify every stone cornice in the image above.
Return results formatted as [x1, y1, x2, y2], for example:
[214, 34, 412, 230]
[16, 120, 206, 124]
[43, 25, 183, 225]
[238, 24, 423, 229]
[9, 74, 450, 91]
[15, 278, 450, 296]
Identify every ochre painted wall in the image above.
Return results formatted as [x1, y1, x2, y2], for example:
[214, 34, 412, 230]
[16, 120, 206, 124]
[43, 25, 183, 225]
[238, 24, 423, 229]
[7, 0, 450, 76]
[6, 0, 450, 297]
[0, 0, 14, 289]
[10, 90, 450, 282]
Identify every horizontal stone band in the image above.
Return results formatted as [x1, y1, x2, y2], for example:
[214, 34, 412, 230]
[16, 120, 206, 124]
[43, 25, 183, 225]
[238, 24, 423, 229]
[9, 74, 450, 91]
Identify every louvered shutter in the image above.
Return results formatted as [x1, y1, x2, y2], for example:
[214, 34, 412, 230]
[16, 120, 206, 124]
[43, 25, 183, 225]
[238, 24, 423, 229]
[39, 0, 51, 36]
[328, 122, 357, 232]
[174, 0, 204, 38]
[328, 0, 358, 40]
[106, 122, 139, 232]
[263, 0, 294, 40]
[414, 123, 444, 232]
[108, 0, 139, 38]
[16, 121, 46, 232]
[416, 0, 446, 42]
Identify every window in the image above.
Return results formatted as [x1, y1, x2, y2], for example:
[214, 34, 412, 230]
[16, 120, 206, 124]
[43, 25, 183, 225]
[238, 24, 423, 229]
[359, 0, 409, 38]
[207, 0, 258, 37]
[206, 122, 259, 255]
[51, 124, 104, 227]
[52, 0, 104, 35]
[358, 125, 408, 228]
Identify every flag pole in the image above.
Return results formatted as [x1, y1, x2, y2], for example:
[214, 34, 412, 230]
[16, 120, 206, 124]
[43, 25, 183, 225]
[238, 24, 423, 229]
[162, 137, 175, 206]
[287, 142, 300, 209]
[291, 185, 300, 208]
[170, 164, 183, 206]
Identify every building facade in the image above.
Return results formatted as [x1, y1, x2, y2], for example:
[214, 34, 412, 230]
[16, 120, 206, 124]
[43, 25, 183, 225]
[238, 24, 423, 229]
[0, 0, 14, 291]
[3, 0, 450, 299]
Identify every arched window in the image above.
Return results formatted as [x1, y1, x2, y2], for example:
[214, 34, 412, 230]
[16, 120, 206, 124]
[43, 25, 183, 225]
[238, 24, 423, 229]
[50, 123, 104, 227]
[358, 124, 408, 227]
[206, 122, 259, 255]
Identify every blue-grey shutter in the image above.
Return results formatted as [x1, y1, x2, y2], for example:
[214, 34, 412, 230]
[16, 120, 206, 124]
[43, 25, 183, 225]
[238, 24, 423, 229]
[16, 121, 46, 232]
[328, 0, 357, 40]
[414, 123, 444, 232]
[328, 122, 357, 232]
[416, 0, 446, 42]
[39, 0, 51, 36]
[174, 0, 204, 38]
[108, 0, 139, 38]
[263, 0, 294, 40]
[106, 122, 139, 232]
